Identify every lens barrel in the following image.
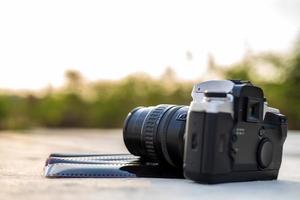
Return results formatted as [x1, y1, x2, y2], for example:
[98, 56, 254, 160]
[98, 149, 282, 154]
[123, 104, 188, 167]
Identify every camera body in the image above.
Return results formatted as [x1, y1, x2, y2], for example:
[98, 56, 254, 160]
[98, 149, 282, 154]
[183, 80, 287, 183]
[44, 80, 288, 183]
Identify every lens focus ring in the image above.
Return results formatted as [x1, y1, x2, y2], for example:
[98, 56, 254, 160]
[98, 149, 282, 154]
[142, 105, 171, 161]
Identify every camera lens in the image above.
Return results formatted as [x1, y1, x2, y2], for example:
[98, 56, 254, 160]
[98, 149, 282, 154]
[123, 105, 188, 167]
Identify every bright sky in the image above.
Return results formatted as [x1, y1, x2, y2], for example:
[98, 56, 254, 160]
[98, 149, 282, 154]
[0, 0, 299, 89]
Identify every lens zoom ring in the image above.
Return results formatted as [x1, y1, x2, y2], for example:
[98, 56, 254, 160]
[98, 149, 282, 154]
[142, 105, 169, 161]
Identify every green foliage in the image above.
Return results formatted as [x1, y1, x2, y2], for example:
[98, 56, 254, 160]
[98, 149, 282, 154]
[0, 39, 300, 130]
[0, 72, 192, 129]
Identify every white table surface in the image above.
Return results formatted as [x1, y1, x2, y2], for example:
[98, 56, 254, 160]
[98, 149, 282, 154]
[0, 129, 299, 200]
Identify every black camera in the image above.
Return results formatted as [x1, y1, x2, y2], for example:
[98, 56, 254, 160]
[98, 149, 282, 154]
[44, 80, 287, 184]
[123, 80, 287, 183]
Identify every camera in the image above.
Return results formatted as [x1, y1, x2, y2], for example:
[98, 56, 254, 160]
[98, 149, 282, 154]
[123, 80, 287, 183]
[44, 80, 287, 183]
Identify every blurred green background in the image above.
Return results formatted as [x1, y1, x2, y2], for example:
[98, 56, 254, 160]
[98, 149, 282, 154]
[0, 37, 299, 130]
